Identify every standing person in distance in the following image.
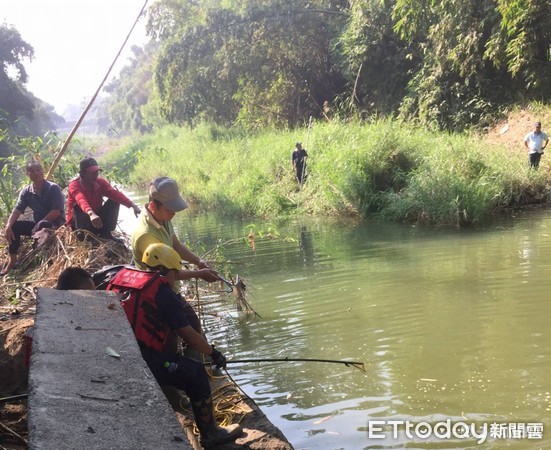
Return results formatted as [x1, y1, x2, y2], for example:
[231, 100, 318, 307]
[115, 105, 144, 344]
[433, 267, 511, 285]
[291, 142, 308, 185]
[66, 157, 141, 242]
[525, 121, 549, 169]
[1, 161, 65, 275]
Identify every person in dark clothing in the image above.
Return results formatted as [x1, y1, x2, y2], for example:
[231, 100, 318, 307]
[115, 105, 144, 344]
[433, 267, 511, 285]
[107, 243, 242, 449]
[1, 161, 65, 275]
[56, 266, 96, 290]
[291, 142, 308, 184]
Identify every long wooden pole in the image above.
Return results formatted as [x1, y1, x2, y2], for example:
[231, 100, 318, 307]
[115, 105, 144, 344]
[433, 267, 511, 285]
[216, 357, 366, 373]
[46, 0, 149, 180]
[297, 116, 312, 210]
[300, 115, 312, 188]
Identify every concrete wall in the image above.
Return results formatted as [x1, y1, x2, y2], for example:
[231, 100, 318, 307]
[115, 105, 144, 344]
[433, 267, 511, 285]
[28, 288, 191, 449]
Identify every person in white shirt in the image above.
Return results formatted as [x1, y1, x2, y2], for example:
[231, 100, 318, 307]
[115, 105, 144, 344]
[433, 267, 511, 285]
[524, 122, 549, 169]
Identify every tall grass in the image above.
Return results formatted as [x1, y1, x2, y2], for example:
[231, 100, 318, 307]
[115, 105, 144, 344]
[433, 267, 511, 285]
[105, 119, 551, 226]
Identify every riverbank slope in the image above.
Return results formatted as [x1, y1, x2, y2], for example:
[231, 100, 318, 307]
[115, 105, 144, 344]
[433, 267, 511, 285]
[105, 108, 551, 227]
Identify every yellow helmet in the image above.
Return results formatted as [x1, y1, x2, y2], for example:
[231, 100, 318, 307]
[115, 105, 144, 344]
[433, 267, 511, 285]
[142, 243, 181, 271]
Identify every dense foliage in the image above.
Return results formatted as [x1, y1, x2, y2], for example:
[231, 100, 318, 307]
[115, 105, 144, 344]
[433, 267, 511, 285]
[104, 119, 551, 226]
[2, 2, 551, 227]
[0, 132, 80, 218]
[102, 0, 551, 133]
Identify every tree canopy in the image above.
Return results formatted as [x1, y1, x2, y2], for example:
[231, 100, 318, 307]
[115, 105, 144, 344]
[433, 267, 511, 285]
[0, 24, 35, 127]
[103, 0, 551, 133]
[0, 23, 64, 155]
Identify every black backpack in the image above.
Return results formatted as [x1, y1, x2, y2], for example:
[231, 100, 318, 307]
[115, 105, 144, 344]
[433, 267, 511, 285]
[92, 264, 133, 290]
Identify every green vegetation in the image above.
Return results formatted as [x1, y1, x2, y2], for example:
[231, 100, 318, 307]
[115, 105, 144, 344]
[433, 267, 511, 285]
[2, 2, 551, 228]
[0, 132, 88, 219]
[104, 119, 551, 227]
[99, 0, 551, 134]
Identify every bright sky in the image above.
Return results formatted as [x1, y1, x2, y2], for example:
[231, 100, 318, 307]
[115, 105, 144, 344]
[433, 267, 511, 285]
[1, 0, 150, 115]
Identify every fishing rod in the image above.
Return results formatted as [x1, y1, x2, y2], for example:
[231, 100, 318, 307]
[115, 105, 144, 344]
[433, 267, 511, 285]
[214, 357, 366, 373]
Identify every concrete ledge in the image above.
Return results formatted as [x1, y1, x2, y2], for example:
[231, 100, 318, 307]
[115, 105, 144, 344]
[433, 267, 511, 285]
[29, 288, 191, 450]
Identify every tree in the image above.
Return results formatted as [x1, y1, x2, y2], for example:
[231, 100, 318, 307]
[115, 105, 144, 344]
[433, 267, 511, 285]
[486, 0, 551, 95]
[339, 0, 417, 116]
[391, 0, 551, 129]
[102, 43, 166, 134]
[0, 24, 63, 155]
[0, 24, 35, 127]
[149, 0, 348, 127]
[101, 0, 551, 132]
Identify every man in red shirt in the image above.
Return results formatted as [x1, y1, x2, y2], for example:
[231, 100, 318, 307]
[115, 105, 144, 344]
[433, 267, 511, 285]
[66, 157, 141, 242]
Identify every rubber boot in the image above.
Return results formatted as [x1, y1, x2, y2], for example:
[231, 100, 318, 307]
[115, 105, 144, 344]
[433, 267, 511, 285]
[191, 397, 243, 449]
[161, 385, 190, 413]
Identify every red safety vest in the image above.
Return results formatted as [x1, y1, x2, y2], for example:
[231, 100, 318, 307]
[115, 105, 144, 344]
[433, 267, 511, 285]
[106, 267, 170, 352]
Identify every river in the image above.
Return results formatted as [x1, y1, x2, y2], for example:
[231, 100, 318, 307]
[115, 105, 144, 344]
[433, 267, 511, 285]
[119, 197, 551, 449]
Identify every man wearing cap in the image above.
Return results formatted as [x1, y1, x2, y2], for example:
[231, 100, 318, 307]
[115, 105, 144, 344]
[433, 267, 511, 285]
[525, 121, 549, 169]
[66, 157, 141, 242]
[291, 142, 308, 184]
[130, 177, 222, 412]
[131, 176, 218, 283]
[1, 161, 65, 275]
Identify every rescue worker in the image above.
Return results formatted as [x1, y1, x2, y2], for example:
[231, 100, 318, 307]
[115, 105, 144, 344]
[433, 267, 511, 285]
[106, 243, 242, 448]
[131, 176, 217, 282]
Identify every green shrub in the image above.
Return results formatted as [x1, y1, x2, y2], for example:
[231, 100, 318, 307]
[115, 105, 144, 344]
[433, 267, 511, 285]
[108, 118, 551, 226]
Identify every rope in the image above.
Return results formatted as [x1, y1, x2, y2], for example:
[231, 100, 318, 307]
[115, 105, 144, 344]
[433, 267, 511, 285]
[185, 276, 250, 435]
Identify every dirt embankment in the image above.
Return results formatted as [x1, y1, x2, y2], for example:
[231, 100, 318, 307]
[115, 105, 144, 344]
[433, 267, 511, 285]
[485, 108, 551, 153]
[0, 317, 31, 448]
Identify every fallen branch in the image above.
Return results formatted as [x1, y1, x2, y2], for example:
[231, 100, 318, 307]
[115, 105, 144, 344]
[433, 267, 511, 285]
[0, 420, 28, 445]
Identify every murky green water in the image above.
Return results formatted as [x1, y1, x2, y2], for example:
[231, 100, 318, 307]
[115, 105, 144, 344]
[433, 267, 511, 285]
[121, 201, 551, 449]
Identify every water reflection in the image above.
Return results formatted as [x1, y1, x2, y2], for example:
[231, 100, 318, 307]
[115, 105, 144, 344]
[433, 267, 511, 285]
[119, 202, 551, 449]
[298, 225, 315, 267]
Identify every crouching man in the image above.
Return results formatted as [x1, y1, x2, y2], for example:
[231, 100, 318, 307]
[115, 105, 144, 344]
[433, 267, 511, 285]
[2, 161, 65, 275]
[106, 243, 242, 448]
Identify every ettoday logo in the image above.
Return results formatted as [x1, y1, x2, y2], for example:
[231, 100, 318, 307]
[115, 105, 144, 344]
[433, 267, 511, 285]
[367, 420, 544, 444]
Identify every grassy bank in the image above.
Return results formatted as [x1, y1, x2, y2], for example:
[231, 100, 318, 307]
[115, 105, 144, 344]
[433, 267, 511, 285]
[105, 119, 551, 226]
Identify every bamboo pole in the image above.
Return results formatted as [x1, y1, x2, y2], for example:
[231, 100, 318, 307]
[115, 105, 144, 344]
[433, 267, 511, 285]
[0, 393, 28, 403]
[300, 115, 312, 188]
[297, 116, 312, 210]
[46, 0, 149, 180]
